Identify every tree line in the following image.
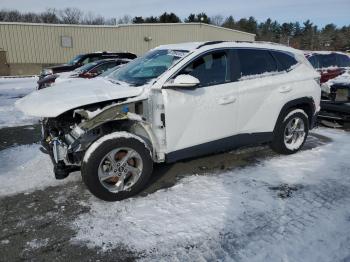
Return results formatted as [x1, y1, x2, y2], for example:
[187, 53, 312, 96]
[1, 8, 349, 51]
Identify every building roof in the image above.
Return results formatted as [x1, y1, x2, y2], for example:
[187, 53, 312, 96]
[0, 22, 256, 37]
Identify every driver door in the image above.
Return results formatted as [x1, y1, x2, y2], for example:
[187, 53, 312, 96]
[162, 49, 240, 159]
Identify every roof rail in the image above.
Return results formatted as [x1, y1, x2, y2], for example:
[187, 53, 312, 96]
[196, 40, 290, 50]
[196, 41, 227, 49]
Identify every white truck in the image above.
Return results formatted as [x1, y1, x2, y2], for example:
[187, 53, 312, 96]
[16, 41, 321, 201]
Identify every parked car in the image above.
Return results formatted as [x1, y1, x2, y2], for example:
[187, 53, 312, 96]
[16, 41, 320, 201]
[305, 51, 350, 127]
[37, 58, 132, 90]
[305, 51, 350, 99]
[39, 51, 137, 79]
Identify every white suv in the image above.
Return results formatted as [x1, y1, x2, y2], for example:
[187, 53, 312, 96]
[17, 41, 321, 201]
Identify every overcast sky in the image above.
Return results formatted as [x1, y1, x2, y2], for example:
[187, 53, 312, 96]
[1, 0, 349, 27]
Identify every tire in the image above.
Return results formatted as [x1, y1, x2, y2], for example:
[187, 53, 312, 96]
[81, 133, 153, 201]
[270, 109, 309, 155]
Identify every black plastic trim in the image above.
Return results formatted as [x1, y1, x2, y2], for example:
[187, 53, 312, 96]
[274, 97, 316, 131]
[165, 132, 273, 163]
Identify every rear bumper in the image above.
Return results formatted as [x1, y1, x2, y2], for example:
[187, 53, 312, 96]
[318, 101, 350, 123]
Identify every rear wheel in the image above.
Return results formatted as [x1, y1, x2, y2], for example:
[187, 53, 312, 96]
[81, 133, 153, 201]
[270, 109, 309, 154]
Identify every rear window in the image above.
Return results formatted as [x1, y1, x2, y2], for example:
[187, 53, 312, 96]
[237, 49, 277, 78]
[271, 51, 298, 71]
[308, 53, 350, 69]
[313, 54, 337, 68]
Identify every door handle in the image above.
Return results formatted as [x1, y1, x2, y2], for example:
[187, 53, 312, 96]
[218, 96, 237, 105]
[279, 86, 292, 93]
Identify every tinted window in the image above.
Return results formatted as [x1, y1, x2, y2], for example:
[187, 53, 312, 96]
[67, 55, 84, 65]
[337, 54, 350, 67]
[180, 51, 230, 87]
[237, 49, 277, 77]
[272, 51, 298, 71]
[315, 54, 337, 68]
[76, 62, 99, 73]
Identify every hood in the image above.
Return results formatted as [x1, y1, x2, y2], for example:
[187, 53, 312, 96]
[16, 78, 145, 117]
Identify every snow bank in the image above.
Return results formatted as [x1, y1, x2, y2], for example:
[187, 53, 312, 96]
[0, 77, 38, 128]
[0, 144, 80, 197]
[72, 128, 350, 261]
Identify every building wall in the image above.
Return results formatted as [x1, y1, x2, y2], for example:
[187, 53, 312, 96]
[0, 22, 255, 75]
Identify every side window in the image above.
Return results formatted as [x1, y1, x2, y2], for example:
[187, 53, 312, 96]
[237, 49, 277, 78]
[272, 51, 298, 71]
[80, 57, 90, 65]
[89, 56, 101, 63]
[179, 50, 230, 87]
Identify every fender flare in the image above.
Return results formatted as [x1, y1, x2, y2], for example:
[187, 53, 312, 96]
[274, 97, 316, 132]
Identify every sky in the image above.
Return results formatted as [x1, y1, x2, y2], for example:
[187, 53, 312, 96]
[1, 0, 349, 27]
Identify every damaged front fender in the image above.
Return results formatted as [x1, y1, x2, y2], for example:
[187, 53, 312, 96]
[71, 99, 162, 162]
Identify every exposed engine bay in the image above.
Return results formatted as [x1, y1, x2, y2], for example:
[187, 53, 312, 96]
[41, 98, 156, 179]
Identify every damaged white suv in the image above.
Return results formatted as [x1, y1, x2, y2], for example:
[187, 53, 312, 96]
[17, 41, 321, 201]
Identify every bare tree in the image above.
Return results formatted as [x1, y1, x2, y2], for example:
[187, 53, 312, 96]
[3, 10, 22, 22]
[59, 8, 83, 24]
[117, 15, 132, 24]
[40, 8, 59, 24]
[210, 15, 224, 26]
[83, 11, 105, 25]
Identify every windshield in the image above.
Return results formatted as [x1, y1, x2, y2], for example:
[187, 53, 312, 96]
[67, 55, 84, 65]
[74, 62, 99, 73]
[108, 49, 188, 86]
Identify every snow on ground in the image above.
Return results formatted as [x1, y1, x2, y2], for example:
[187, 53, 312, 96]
[72, 128, 350, 261]
[0, 77, 38, 128]
[0, 144, 80, 197]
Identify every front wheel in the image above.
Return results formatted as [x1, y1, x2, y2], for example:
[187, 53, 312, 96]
[81, 133, 153, 201]
[270, 109, 309, 154]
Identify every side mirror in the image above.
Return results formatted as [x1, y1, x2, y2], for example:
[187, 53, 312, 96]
[164, 74, 200, 89]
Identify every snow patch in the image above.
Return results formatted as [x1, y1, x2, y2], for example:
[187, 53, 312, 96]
[26, 238, 49, 250]
[0, 77, 38, 128]
[0, 144, 80, 197]
[72, 128, 350, 261]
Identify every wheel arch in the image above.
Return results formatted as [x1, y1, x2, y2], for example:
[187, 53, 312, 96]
[274, 97, 316, 132]
[89, 119, 160, 162]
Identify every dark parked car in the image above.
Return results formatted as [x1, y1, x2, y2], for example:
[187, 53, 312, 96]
[305, 51, 350, 87]
[39, 51, 137, 78]
[305, 51, 350, 127]
[38, 58, 131, 90]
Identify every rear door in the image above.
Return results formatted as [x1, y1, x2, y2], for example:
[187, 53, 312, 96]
[235, 48, 293, 134]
